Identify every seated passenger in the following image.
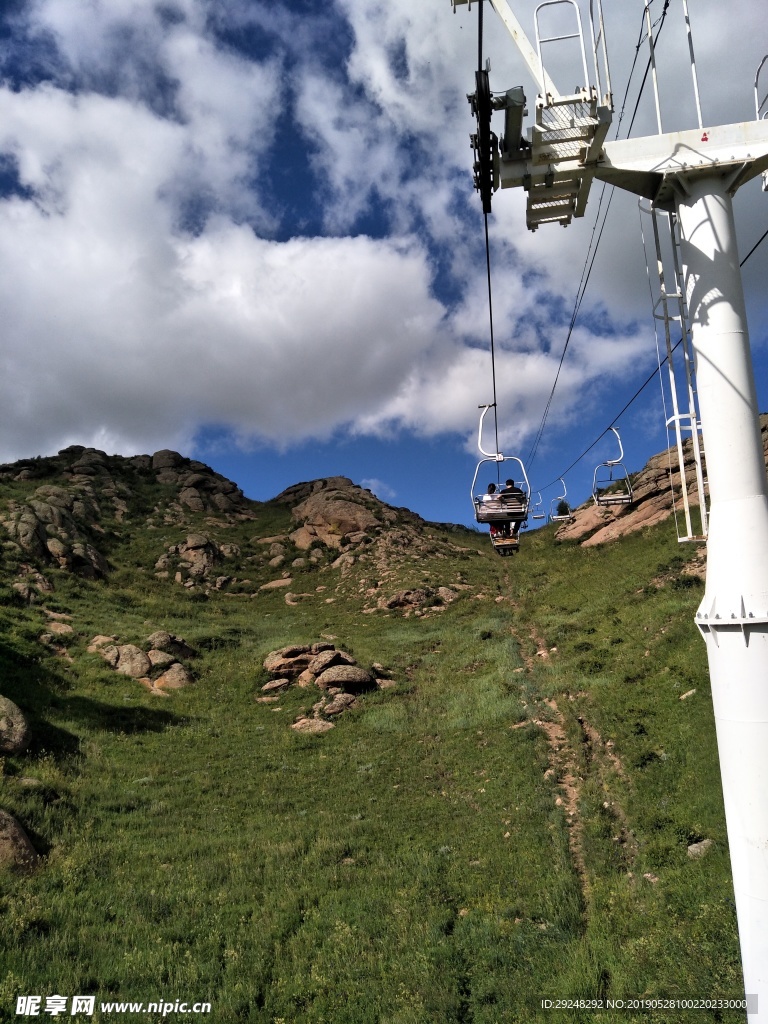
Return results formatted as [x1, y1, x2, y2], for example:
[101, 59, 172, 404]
[501, 479, 525, 500]
[501, 479, 525, 538]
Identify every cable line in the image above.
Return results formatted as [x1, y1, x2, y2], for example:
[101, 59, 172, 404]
[538, 337, 682, 492]
[474, 0, 502, 468]
[741, 225, 768, 267]
[538, 213, 768, 492]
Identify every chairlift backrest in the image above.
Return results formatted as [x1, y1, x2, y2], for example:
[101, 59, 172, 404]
[472, 456, 531, 523]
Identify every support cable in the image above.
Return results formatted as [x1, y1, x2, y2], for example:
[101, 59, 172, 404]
[476, 0, 501, 467]
[538, 338, 682, 491]
[741, 225, 768, 267]
[538, 216, 768, 492]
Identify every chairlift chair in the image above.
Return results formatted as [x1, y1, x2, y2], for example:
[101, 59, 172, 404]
[531, 491, 546, 521]
[592, 427, 633, 507]
[471, 405, 531, 555]
[548, 478, 574, 523]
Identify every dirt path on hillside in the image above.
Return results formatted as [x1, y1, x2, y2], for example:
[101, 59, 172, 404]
[505, 591, 637, 906]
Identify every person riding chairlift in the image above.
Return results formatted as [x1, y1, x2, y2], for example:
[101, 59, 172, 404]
[501, 479, 525, 538]
[484, 484, 502, 537]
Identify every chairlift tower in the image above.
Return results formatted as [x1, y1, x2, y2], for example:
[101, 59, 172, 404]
[452, 0, 768, 1011]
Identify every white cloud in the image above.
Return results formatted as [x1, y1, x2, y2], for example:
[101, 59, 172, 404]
[0, 0, 764, 469]
[361, 478, 397, 501]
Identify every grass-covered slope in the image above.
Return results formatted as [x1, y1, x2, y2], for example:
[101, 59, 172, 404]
[0, 452, 744, 1023]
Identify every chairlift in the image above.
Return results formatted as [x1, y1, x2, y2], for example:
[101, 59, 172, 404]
[471, 405, 531, 556]
[548, 478, 574, 523]
[530, 491, 546, 521]
[592, 427, 633, 507]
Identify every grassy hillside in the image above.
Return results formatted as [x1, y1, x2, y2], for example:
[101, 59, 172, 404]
[0, 455, 744, 1023]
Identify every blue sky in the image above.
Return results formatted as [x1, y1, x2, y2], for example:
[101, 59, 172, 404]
[0, 0, 766, 530]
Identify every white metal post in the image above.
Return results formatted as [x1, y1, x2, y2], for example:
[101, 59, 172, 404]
[676, 176, 768, 1013]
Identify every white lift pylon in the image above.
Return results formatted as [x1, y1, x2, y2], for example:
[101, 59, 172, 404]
[451, 1, 768, 1012]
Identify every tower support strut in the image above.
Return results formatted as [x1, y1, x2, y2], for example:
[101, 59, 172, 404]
[677, 176, 768, 1006]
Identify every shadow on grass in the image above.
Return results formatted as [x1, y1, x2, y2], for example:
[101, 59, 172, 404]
[0, 638, 188, 763]
[48, 693, 187, 735]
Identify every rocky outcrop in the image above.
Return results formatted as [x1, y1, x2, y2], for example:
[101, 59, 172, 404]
[89, 631, 197, 695]
[273, 478, 475, 587]
[377, 586, 458, 616]
[554, 438, 709, 547]
[555, 415, 768, 547]
[260, 642, 396, 731]
[276, 478, 383, 551]
[0, 447, 257, 583]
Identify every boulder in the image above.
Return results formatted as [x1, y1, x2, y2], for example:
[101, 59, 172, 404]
[176, 534, 221, 577]
[0, 696, 31, 754]
[147, 631, 197, 659]
[114, 645, 152, 678]
[261, 678, 290, 693]
[263, 645, 311, 670]
[262, 652, 313, 679]
[289, 526, 317, 550]
[69, 542, 109, 579]
[296, 669, 316, 688]
[324, 693, 358, 716]
[179, 488, 205, 511]
[87, 635, 118, 653]
[315, 664, 376, 693]
[687, 838, 715, 860]
[308, 649, 355, 675]
[152, 450, 185, 471]
[154, 663, 193, 690]
[147, 650, 176, 670]
[99, 645, 120, 668]
[0, 811, 39, 871]
[290, 717, 335, 734]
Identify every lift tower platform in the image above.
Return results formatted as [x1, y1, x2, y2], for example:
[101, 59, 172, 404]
[452, 0, 768, 1013]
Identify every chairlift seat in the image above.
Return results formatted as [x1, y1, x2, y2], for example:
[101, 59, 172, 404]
[594, 489, 633, 507]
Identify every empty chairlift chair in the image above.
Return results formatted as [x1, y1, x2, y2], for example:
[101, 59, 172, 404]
[592, 427, 633, 507]
[548, 478, 574, 523]
[530, 491, 546, 521]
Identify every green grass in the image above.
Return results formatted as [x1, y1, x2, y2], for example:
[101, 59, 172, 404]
[0, 509, 746, 1022]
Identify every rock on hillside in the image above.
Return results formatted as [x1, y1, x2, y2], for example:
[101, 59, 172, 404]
[555, 414, 768, 546]
[273, 477, 475, 594]
[0, 446, 257, 584]
[0, 448, 478, 603]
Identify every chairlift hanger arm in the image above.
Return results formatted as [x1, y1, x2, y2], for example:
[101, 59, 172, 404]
[605, 426, 624, 466]
[477, 404, 504, 460]
[755, 55, 768, 120]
